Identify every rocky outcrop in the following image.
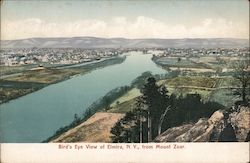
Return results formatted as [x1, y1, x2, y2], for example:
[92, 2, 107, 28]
[155, 106, 250, 142]
[154, 124, 193, 142]
[230, 107, 250, 141]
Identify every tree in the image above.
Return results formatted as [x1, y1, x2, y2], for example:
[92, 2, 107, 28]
[233, 59, 250, 103]
[140, 77, 160, 141]
[134, 96, 147, 143]
[110, 121, 125, 143]
[111, 111, 138, 143]
[73, 114, 81, 125]
[140, 77, 170, 141]
[177, 57, 181, 62]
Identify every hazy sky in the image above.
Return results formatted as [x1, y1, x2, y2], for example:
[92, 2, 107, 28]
[1, 0, 249, 40]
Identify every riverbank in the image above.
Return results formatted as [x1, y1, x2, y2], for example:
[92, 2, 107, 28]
[0, 56, 126, 104]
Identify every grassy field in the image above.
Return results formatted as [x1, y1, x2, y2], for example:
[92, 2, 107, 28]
[110, 88, 141, 107]
[153, 56, 244, 73]
[0, 64, 38, 76]
[155, 57, 206, 68]
[209, 89, 239, 108]
[158, 76, 219, 88]
[157, 76, 240, 104]
[0, 88, 34, 104]
[107, 98, 138, 113]
[4, 68, 84, 84]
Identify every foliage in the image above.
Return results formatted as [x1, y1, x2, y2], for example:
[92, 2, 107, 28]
[131, 71, 153, 89]
[232, 59, 250, 103]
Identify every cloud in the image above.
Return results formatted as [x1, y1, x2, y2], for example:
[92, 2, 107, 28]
[1, 16, 249, 40]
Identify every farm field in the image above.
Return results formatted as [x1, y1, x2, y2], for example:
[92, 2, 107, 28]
[153, 56, 247, 74]
[3, 68, 84, 84]
[154, 57, 208, 68]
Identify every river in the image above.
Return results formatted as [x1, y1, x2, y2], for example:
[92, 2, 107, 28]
[0, 51, 166, 143]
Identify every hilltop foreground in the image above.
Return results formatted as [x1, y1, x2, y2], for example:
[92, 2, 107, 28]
[155, 106, 250, 142]
[51, 112, 124, 143]
[50, 106, 249, 143]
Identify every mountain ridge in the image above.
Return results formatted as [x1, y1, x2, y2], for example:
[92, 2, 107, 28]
[1, 37, 249, 49]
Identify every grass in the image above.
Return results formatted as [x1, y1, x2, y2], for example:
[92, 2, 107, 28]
[157, 76, 241, 103]
[107, 98, 138, 113]
[110, 88, 141, 107]
[218, 77, 240, 87]
[0, 64, 38, 76]
[154, 56, 239, 73]
[155, 57, 204, 68]
[159, 76, 219, 88]
[0, 88, 34, 104]
[209, 89, 239, 108]
[0, 80, 47, 104]
[107, 88, 141, 113]
[3, 68, 84, 84]
[166, 87, 212, 101]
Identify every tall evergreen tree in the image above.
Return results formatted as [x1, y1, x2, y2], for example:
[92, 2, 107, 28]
[140, 77, 170, 141]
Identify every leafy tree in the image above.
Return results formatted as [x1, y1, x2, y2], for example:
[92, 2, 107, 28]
[131, 71, 153, 89]
[111, 111, 138, 143]
[232, 59, 250, 103]
[110, 121, 125, 143]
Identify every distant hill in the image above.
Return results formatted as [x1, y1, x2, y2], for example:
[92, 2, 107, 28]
[1, 37, 249, 49]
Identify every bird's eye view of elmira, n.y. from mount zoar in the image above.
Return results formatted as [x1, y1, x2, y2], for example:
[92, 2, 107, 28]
[0, 0, 249, 145]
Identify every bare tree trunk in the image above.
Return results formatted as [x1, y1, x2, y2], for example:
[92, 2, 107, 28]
[158, 106, 171, 136]
[139, 116, 143, 143]
[148, 111, 152, 142]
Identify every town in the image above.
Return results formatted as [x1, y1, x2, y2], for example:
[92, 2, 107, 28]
[0, 47, 249, 67]
[0, 48, 125, 66]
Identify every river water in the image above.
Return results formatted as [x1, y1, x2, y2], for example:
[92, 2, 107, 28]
[0, 51, 166, 143]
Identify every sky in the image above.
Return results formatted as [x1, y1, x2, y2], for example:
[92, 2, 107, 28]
[1, 0, 249, 40]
